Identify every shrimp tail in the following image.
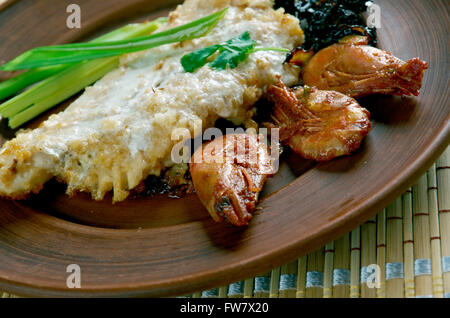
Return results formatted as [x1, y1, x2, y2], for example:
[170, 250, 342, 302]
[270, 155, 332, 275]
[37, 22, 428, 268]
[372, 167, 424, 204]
[395, 58, 429, 96]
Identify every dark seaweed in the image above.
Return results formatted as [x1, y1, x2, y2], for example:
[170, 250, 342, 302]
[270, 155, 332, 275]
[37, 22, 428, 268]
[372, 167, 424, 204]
[143, 175, 172, 196]
[275, 0, 377, 51]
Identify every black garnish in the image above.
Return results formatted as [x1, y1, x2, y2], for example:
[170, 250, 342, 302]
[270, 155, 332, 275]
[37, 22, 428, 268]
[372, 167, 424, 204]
[275, 0, 377, 51]
[143, 175, 172, 196]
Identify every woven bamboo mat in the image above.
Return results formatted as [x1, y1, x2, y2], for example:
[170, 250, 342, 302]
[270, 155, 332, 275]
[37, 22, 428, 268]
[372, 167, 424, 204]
[0, 146, 448, 298]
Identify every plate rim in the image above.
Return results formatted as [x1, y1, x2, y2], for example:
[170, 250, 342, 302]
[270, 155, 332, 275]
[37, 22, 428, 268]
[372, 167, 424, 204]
[0, 0, 449, 297]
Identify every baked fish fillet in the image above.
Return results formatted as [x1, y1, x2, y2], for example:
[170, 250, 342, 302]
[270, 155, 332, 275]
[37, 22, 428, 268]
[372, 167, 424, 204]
[0, 0, 303, 202]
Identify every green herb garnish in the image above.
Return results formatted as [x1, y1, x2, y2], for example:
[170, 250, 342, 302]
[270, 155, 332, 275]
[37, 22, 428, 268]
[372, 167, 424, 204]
[0, 19, 167, 102]
[1, 8, 228, 71]
[181, 31, 290, 73]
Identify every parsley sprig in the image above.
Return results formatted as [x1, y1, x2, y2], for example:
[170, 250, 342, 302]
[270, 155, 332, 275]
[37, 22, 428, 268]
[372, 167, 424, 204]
[181, 31, 290, 73]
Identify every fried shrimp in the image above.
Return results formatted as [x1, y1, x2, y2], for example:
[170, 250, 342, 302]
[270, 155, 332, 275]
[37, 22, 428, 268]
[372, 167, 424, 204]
[190, 134, 273, 227]
[302, 36, 429, 98]
[267, 81, 371, 162]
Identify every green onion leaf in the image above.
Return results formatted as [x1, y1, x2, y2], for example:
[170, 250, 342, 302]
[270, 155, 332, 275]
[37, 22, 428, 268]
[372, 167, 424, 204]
[0, 19, 167, 120]
[0, 18, 167, 101]
[1, 8, 228, 71]
[0, 19, 169, 128]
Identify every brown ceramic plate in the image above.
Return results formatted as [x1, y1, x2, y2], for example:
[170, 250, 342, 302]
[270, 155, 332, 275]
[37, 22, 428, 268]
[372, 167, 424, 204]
[0, 0, 448, 297]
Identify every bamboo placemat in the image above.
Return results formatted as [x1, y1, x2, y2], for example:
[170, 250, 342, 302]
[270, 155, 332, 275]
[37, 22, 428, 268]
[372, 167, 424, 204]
[1, 146, 449, 298]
